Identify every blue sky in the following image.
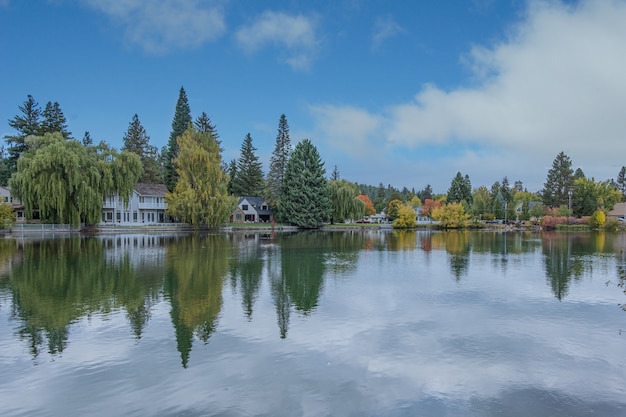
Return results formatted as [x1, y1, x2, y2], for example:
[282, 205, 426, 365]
[1, 0, 625, 194]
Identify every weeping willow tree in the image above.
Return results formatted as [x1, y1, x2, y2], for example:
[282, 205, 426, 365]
[9, 132, 142, 226]
[328, 179, 365, 224]
[165, 127, 236, 228]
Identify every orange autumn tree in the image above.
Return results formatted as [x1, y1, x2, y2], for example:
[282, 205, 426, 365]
[421, 198, 442, 218]
[356, 195, 376, 216]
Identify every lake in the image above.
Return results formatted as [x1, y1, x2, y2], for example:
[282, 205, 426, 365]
[0, 230, 625, 416]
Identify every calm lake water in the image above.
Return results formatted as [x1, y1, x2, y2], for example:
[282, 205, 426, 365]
[0, 230, 625, 417]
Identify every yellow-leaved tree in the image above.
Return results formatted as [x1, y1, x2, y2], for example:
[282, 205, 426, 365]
[431, 202, 470, 229]
[165, 127, 236, 228]
[393, 204, 417, 228]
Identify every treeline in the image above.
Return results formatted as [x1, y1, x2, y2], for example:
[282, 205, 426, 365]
[3, 89, 626, 229]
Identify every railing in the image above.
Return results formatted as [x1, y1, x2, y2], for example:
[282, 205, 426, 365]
[8, 224, 77, 233]
[138, 203, 167, 209]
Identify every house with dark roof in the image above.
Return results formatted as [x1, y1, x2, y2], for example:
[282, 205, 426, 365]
[101, 183, 169, 225]
[230, 196, 273, 223]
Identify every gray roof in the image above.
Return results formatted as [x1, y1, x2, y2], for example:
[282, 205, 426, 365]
[239, 196, 273, 214]
[134, 183, 168, 196]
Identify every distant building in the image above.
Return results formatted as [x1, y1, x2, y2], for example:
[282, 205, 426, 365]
[230, 197, 273, 223]
[607, 202, 626, 220]
[101, 183, 168, 225]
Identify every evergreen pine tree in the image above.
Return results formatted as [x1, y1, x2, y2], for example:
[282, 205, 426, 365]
[227, 159, 237, 195]
[447, 172, 472, 204]
[266, 114, 292, 209]
[5, 95, 42, 175]
[279, 139, 331, 228]
[122, 114, 162, 183]
[417, 184, 433, 202]
[617, 166, 626, 201]
[500, 176, 511, 203]
[41, 101, 71, 138]
[194, 112, 221, 149]
[542, 151, 574, 207]
[164, 87, 192, 191]
[0, 146, 10, 186]
[82, 131, 93, 146]
[232, 133, 264, 197]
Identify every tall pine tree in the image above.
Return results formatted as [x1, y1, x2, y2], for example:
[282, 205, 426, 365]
[5, 95, 42, 176]
[122, 114, 161, 183]
[542, 151, 574, 207]
[231, 133, 264, 197]
[164, 87, 192, 191]
[266, 114, 292, 209]
[41, 101, 71, 138]
[279, 139, 330, 228]
[617, 166, 626, 201]
[447, 172, 472, 204]
[194, 112, 221, 149]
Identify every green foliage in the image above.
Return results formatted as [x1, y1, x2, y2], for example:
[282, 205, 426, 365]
[279, 139, 331, 228]
[82, 131, 93, 146]
[392, 204, 417, 228]
[231, 133, 264, 197]
[165, 128, 236, 228]
[432, 202, 470, 228]
[542, 151, 574, 207]
[471, 186, 492, 218]
[555, 205, 572, 217]
[617, 166, 626, 201]
[588, 210, 606, 228]
[328, 179, 365, 223]
[407, 195, 422, 207]
[0, 202, 16, 228]
[165, 87, 192, 191]
[194, 112, 220, 148]
[9, 133, 142, 226]
[447, 172, 472, 205]
[571, 177, 621, 217]
[122, 114, 162, 183]
[266, 114, 292, 210]
[5, 95, 42, 176]
[41, 101, 71, 138]
[386, 199, 404, 220]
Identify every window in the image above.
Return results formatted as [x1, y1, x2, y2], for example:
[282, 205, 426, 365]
[106, 212, 113, 221]
[133, 212, 138, 222]
[236, 214, 242, 220]
[116, 212, 121, 222]
[139, 196, 145, 203]
[242, 204, 248, 210]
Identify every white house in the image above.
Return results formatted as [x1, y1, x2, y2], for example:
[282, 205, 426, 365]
[230, 196, 273, 223]
[101, 183, 168, 225]
[0, 186, 28, 222]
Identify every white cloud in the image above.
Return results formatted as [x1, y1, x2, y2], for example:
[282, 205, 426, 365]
[311, 0, 626, 189]
[235, 11, 319, 71]
[309, 104, 384, 156]
[371, 15, 405, 50]
[82, 0, 226, 53]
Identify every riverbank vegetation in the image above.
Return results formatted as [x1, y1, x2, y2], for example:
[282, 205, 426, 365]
[3, 91, 625, 231]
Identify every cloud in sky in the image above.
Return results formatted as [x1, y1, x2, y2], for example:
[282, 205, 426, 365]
[312, 0, 626, 186]
[82, 0, 226, 53]
[371, 15, 405, 50]
[235, 11, 319, 71]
